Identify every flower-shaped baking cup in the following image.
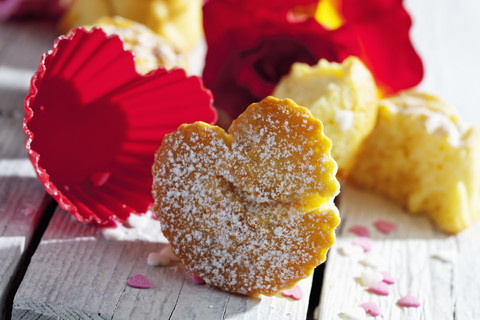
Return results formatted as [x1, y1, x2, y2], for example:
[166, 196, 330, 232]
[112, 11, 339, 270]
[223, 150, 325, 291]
[24, 27, 216, 226]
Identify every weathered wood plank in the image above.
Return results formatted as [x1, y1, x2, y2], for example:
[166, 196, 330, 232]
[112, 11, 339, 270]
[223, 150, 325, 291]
[317, 184, 476, 319]
[405, 0, 480, 127]
[0, 21, 57, 123]
[0, 157, 49, 318]
[0, 20, 59, 318]
[13, 207, 313, 320]
[452, 226, 480, 319]
[0, 89, 52, 318]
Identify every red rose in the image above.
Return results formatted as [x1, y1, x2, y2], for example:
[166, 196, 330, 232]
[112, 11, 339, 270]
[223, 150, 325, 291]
[203, 0, 359, 120]
[203, 0, 423, 120]
[325, 0, 424, 94]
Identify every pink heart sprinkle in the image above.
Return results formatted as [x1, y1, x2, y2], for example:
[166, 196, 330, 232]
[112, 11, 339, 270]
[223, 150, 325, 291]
[374, 220, 396, 234]
[281, 285, 303, 300]
[349, 225, 370, 237]
[381, 271, 396, 284]
[398, 294, 421, 307]
[352, 237, 372, 252]
[191, 273, 206, 285]
[360, 301, 382, 317]
[127, 274, 151, 289]
[368, 281, 389, 296]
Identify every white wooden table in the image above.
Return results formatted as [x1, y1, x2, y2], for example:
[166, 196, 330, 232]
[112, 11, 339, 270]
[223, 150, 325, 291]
[1, 1, 479, 319]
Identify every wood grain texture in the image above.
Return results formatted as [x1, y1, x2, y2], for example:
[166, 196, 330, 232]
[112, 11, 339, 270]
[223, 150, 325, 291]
[405, 0, 480, 127]
[0, 150, 46, 302]
[317, 184, 478, 319]
[0, 21, 58, 317]
[0, 21, 58, 117]
[13, 208, 313, 320]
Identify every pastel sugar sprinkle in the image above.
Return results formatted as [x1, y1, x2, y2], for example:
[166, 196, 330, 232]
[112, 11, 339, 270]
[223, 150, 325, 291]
[381, 271, 396, 284]
[281, 285, 303, 300]
[360, 252, 386, 270]
[398, 294, 421, 307]
[374, 219, 396, 234]
[359, 269, 383, 287]
[160, 246, 180, 262]
[360, 301, 382, 317]
[147, 252, 169, 267]
[368, 281, 389, 296]
[352, 237, 372, 252]
[349, 225, 370, 237]
[127, 274, 152, 289]
[191, 273, 206, 285]
[431, 251, 456, 263]
[338, 244, 365, 258]
[338, 307, 366, 320]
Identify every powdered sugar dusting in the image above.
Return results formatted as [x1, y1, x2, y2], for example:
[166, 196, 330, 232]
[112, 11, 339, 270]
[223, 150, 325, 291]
[219, 98, 338, 208]
[152, 97, 340, 296]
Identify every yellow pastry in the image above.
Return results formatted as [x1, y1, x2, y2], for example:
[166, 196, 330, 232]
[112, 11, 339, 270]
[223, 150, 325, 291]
[273, 56, 379, 179]
[152, 96, 340, 296]
[349, 90, 480, 233]
[60, 0, 203, 51]
[82, 16, 185, 74]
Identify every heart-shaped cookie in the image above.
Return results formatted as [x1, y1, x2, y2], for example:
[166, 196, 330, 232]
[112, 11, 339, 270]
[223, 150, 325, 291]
[24, 27, 216, 225]
[152, 96, 339, 296]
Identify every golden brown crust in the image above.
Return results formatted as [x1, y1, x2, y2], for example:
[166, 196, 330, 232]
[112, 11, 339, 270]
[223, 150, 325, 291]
[152, 96, 340, 296]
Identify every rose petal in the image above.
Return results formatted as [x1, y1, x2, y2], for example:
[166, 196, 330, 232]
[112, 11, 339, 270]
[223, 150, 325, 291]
[334, 0, 424, 94]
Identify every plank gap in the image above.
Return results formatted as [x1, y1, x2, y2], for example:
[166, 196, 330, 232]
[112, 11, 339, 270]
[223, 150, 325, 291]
[221, 294, 230, 319]
[168, 277, 186, 320]
[306, 264, 325, 320]
[305, 189, 344, 320]
[3, 194, 57, 320]
[109, 286, 127, 320]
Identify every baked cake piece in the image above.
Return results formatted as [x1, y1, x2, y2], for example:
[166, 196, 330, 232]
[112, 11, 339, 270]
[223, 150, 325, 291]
[83, 16, 185, 74]
[60, 0, 203, 51]
[273, 56, 379, 179]
[349, 90, 480, 233]
[152, 96, 340, 296]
